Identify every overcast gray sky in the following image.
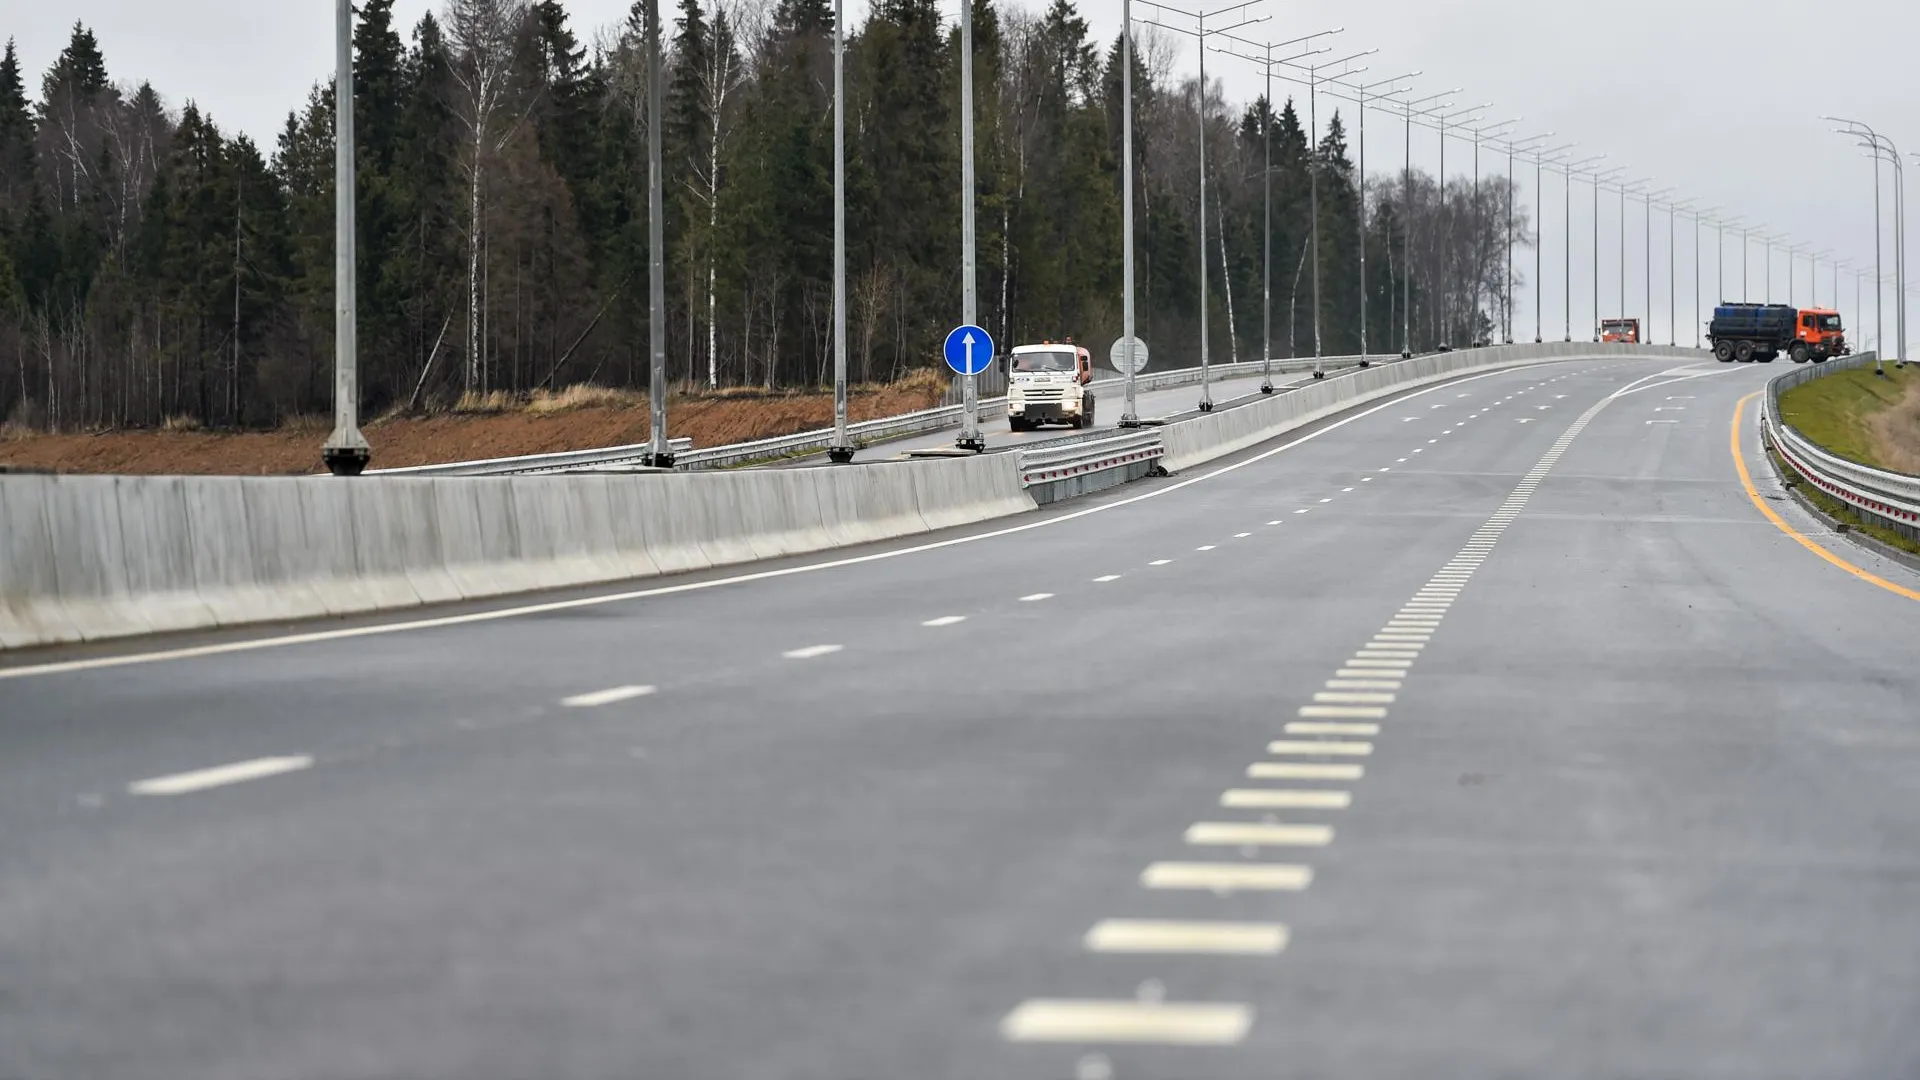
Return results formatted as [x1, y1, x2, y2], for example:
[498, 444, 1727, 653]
[12, 0, 1919, 346]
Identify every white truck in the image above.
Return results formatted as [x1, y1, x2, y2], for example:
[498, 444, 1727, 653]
[1005, 342, 1096, 431]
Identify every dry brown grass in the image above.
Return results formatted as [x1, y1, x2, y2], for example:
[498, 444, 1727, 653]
[161, 414, 203, 433]
[451, 389, 519, 414]
[526, 383, 647, 414]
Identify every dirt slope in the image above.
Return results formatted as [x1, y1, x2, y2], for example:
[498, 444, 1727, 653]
[0, 383, 946, 476]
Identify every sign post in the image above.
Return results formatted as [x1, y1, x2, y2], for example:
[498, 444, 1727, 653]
[945, 324, 994, 451]
[1111, 336, 1150, 425]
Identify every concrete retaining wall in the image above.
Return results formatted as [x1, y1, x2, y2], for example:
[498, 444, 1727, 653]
[0, 343, 1706, 651]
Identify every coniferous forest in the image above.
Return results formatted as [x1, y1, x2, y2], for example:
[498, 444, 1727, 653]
[0, 1, 1527, 432]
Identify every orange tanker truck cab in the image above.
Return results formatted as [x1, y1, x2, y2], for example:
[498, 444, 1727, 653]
[1796, 309, 1846, 362]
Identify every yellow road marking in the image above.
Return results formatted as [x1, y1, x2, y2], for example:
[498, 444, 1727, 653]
[1731, 392, 1920, 603]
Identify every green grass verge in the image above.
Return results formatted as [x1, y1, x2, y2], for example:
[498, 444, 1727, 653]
[1768, 448, 1920, 559]
[1776, 363, 1915, 470]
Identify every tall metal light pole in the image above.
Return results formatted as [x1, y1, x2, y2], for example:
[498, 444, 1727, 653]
[1433, 103, 1491, 347]
[1216, 30, 1343, 389]
[642, 0, 673, 467]
[323, 0, 370, 476]
[1589, 166, 1626, 339]
[1462, 117, 1516, 346]
[1344, 70, 1419, 366]
[1561, 154, 1603, 341]
[953, 0, 983, 450]
[827, 0, 853, 460]
[1396, 89, 1455, 357]
[1295, 47, 1375, 375]
[1118, 0, 1139, 422]
[1784, 242, 1809, 305]
[1759, 231, 1788, 304]
[1139, 0, 1268, 410]
[1832, 119, 1905, 371]
[1528, 145, 1575, 342]
[1642, 186, 1674, 341]
[1715, 215, 1742, 304]
[1502, 134, 1554, 344]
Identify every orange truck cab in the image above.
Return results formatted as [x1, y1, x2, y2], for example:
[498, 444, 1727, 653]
[1794, 308, 1847, 362]
[1599, 318, 1640, 343]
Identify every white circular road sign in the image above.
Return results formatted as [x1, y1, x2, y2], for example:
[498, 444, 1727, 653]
[1110, 336, 1150, 375]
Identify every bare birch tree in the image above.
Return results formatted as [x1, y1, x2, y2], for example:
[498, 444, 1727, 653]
[445, 0, 529, 394]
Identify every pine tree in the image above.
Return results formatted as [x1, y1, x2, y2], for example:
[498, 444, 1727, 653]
[0, 39, 35, 217]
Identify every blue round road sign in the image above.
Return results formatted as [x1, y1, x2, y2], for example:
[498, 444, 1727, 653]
[943, 324, 995, 376]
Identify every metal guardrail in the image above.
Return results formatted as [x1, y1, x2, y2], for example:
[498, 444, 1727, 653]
[386, 356, 1375, 476]
[1761, 352, 1920, 541]
[1017, 430, 1165, 487]
[372, 437, 692, 476]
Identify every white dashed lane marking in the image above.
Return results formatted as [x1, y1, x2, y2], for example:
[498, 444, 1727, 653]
[1247, 761, 1364, 780]
[560, 685, 658, 708]
[1000, 1000, 1254, 1045]
[1019, 593, 1055, 602]
[1084, 919, 1290, 955]
[921, 616, 967, 627]
[128, 756, 315, 796]
[783, 644, 844, 660]
[1141, 861, 1316, 890]
[1186, 821, 1335, 846]
[1268, 739, 1374, 756]
[1093, 575, 1121, 583]
[1220, 789, 1352, 810]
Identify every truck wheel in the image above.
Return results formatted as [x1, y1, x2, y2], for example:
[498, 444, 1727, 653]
[1791, 344, 1810, 364]
[1084, 396, 1095, 428]
[1734, 341, 1755, 363]
[1714, 341, 1735, 362]
[1009, 417, 1028, 433]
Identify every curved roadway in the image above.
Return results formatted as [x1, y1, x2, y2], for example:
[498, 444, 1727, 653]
[3, 355, 1919, 1079]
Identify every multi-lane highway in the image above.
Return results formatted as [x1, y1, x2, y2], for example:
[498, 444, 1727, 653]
[3, 355, 1918, 1079]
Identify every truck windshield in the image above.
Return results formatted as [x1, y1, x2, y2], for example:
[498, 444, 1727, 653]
[1819, 315, 1843, 331]
[1012, 350, 1076, 373]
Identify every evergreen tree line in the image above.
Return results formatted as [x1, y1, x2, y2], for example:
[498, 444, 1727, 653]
[0, 2, 1531, 432]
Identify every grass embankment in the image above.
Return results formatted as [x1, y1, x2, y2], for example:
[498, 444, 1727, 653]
[1777, 363, 1920, 472]
[1774, 363, 1920, 557]
[0, 370, 952, 476]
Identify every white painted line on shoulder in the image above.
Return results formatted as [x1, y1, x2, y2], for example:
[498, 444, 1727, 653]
[1268, 739, 1373, 755]
[1221, 788, 1352, 810]
[1267, 520, 1284, 525]
[1000, 999, 1254, 1045]
[1020, 593, 1055, 602]
[1300, 704, 1390, 718]
[1195, 545, 1217, 551]
[1085, 919, 1290, 956]
[1247, 761, 1365, 780]
[1342, 487, 1355, 493]
[1093, 575, 1121, 583]
[129, 756, 314, 796]
[784, 644, 845, 660]
[921, 616, 967, 627]
[1234, 532, 1252, 538]
[1187, 821, 1334, 846]
[1286, 721, 1381, 736]
[1149, 559, 1173, 566]
[1326, 679, 1402, 690]
[561, 685, 658, 708]
[1318, 498, 1333, 504]
[1314, 691, 1396, 704]
[1361, 476, 1374, 481]
[1295, 508, 1312, 514]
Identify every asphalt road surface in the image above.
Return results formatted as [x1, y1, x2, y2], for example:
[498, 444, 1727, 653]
[4, 355, 1918, 1079]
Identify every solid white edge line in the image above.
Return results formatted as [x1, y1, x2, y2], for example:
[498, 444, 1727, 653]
[2, 358, 1629, 681]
